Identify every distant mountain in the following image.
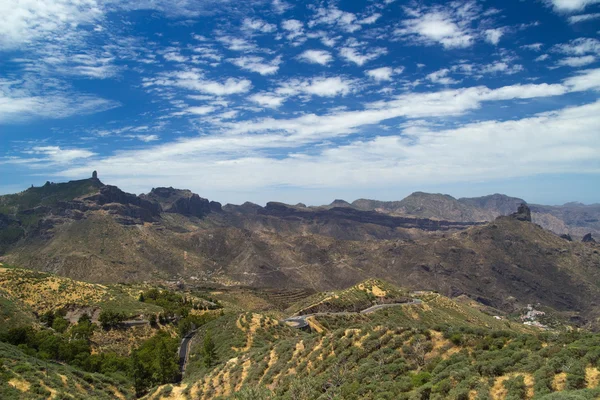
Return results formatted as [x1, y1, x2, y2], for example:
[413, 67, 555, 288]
[1, 174, 599, 327]
[341, 192, 599, 238]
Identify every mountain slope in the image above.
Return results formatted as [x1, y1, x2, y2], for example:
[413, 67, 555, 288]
[350, 192, 600, 238]
[1, 176, 599, 327]
[146, 285, 600, 400]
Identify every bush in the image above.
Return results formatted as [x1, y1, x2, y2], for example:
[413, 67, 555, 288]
[98, 310, 126, 330]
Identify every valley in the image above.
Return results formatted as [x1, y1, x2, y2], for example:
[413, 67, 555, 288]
[0, 174, 599, 399]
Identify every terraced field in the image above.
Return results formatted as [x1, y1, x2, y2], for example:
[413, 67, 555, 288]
[0, 342, 134, 399]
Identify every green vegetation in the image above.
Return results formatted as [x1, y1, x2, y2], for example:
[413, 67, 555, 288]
[163, 318, 600, 400]
[130, 331, 180, 396]
[0, 341, 134, 399]
[98, 310, 128, 330]
[287, 279, 410, 315]
[202, 331, 217, 368]
[0, 178, 102, 213]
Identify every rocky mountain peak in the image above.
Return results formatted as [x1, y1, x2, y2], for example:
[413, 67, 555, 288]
[582, 233, 596, 243]
[509, 203, 532, 222]
[142, 187, 221, 218]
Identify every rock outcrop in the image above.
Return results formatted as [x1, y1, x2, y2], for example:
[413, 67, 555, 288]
[560, 234, 573, 241]
[509, 203, 532, 222]
[582, 233, 596, 243]
[142, 187, 220, 218]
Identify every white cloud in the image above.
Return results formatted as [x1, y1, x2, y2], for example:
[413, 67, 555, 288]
[426, 69, 459, 85]
[217, 36, 257, 52]
[53, 98, 600, 197]
[28, 146, 95, 164]
[535, 54, 550, 62]
[249, 93, 286, 108]
[359, 13, 381, 24]
[484, 28, 504, 45]
[242, 17, 276, 33]
[554, 38, 600, 55]
[521, 43, 544, 51]
[547, 0, 600, 13]
[272, 0, 292, 14]
[230, 56, 282, 75]
[568, 13, 600, 23]
[563, 68, 600, 91]
[0, 79, 118, 123]
[281, 19, 304, 42]
[186, 106, 217, 115]
[163, 51, 188, 63]
[395, 3, 480, 49]
[339, 47, 387, 66]
[298, 50, 333, 65]
[366, 67, 403, 81]
[144, 70, 253, 96]
[278, 76, 354, 97]
[479, 62, 523, 75]
[126, 134, 159, 142]
[0, 0, 102, 50]
[557, 55, 597, 67]
[309, 5, 361, 33]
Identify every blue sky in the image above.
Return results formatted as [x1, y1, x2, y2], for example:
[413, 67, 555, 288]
[1, 0, 599, 206]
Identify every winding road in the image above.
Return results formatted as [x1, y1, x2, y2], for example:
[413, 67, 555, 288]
[178, 329, 198, 375]
[283, 299, 424, 330]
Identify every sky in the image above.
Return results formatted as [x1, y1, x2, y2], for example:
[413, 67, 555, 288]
[1, 0, 599, 206]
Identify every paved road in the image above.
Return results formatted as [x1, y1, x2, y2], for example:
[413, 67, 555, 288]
[178, 330, 198, 375]
[282, 299, 423, 330]
[121, 320, 150, 327]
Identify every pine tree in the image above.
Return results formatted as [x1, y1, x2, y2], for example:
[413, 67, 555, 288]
[131, 351, 147, 397]
[156, 339, 177, 383]
[202, 331, 217, 368]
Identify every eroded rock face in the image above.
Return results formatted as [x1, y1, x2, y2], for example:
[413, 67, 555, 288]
[510, 203, 532, 222]
[142, 187, 220, 218]
[582, 233, 596, 243]
[83, 185, 162, 223]
[560, 234, 573, 241]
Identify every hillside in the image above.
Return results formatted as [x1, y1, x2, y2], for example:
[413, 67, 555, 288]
[0, 341, 134, 399]
[145, 286, 600, 400]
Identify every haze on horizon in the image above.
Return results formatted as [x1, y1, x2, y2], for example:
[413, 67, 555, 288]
[1, 0, 599, 206]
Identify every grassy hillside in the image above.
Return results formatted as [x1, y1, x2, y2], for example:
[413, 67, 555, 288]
[146, 289, 582, 400]
[146, 302, 600, 400]
[0, 178, 102, 214]
[0, 266, 163, 317]
[286, 279, 410, 315]
[0, 341, 134, 399]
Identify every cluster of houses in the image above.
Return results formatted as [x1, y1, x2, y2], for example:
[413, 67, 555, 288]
[521, 304, 548, 329]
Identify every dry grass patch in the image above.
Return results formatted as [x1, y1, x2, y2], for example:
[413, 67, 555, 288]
[552, 372, 567, 391]
[490, 373, 534, 400]
[586, 366, 600, 388]
[8, 377, 30, 392]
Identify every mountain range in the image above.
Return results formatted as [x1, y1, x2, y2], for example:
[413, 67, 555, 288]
[0, 172, 599, 328]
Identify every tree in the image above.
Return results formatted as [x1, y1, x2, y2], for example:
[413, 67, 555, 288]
[131, 350, 149, 397]
[98, 310, 126, 330]
[138, 292, 145, 302]
[40, 311, 55, 327]
[51, 317, 69, 333]
[202, 331, 217, 368]
[155, 339, 179, 384]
